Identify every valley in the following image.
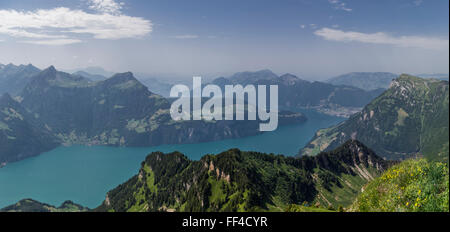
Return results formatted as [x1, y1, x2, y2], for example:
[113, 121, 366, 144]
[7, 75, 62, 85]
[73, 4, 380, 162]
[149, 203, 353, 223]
[1, 64, 448, 213]
[1, 66, 309, 164]
[301, 75, 449, 161]
[0, 0, 448, 216]
[0, 110, 343, 209]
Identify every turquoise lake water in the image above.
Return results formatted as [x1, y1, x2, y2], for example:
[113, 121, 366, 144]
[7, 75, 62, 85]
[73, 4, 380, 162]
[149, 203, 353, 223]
[0, 110, 343, 209]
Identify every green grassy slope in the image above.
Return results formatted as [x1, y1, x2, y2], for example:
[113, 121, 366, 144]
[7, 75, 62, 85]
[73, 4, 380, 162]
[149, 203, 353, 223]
[350, 159, 449, 212]
[95, 140, 392, 212]
[0, 199, 89, 212]
[301, 75, 449, 162]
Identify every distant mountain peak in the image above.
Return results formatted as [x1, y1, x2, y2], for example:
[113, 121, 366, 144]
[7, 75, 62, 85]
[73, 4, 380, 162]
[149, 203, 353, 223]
[102, 72, 147, 90]
[279, 73, 305, 85]
[225, 69, 279, 85]
[397, 73, 425, 80]
[326, 72, 398, 90]
[302, 74, 449, 161]
[24, 66, 91, 89]
[39, 66, 57, 77]
[348, 72, 396, 76]
[0, 63, 42, 96]
[415, 73, 449, 81]
[108, 72, 137, 82]
[280, 73, 298, 78]
[0, 63, 39, 71]
[46, 65, 56, 72]
[73, 71, 107, 82]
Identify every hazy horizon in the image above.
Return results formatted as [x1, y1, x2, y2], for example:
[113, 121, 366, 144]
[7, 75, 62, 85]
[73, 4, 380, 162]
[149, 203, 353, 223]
[1, 0, 449, 81]
[2, 62, 449, 83]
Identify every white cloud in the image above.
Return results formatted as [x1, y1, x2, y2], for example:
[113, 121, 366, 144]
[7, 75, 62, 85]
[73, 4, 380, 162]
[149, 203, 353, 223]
[314, 27, 449, 50]
[20, 39, 82, 46]
[328, 0, 352, 12]
[300, 24, 306, 29]
[170, 34, 199, 39]
[0, 6, 152, 45]
[88, 0, 124, 15]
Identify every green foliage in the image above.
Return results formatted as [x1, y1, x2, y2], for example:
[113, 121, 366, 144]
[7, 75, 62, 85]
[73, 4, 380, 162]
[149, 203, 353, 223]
[285, 204, 334, 212]
[302, 75, 449, 162]
[3, 66, 307, 163]
[0, 199, 89, 212]
[0, 93, 59, 163]
[95, 140, 391, 212]
[351, 159, 449, 212]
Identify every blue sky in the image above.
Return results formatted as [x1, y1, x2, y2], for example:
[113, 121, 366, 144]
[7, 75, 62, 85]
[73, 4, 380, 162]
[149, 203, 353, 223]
[0, 0, 448, 80]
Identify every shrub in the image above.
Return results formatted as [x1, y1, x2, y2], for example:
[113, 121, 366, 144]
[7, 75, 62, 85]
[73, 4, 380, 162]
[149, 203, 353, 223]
[352, 159, 449, 212]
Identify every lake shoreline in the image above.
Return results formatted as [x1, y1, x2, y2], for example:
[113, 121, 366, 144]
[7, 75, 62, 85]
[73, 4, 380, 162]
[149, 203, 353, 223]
[0, 109, 344, 209]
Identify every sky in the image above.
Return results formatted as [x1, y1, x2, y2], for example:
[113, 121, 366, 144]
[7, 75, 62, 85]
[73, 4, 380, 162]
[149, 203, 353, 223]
[0, 0, 448, 80]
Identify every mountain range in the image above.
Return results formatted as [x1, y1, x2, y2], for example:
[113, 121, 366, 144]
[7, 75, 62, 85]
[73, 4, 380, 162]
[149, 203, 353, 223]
[1, 64, 387, 118]
[0, 63, 41, 96]
[300, 74, 449, 162]
[94, 140, 392, 212]
[211, 70, 385, 117]
[135, 76, 174, 98]
[0, 66, 306, 164]
[4, 139, 446, 212]
[72, 71, 107, 82]
[72, 70, 174, 97]
[1, 69, 448, 212]
[0, 93, 59, 163]
[416, 73, 449, 81]
[64, 66, 114, 78]
[326, 72, 398, 90]
[0, 199, 89, 212]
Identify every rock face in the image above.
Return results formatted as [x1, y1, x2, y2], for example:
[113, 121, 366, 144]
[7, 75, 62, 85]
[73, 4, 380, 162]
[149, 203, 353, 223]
[2, 66, 307, 163]
[300, 74, 449, 162]
[20, 68, 168, 145]
[95, 140, 391, 212]
[0, 93, 59, 163]
[0, 63, 41, 96]
[19, 67, 305, 147]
